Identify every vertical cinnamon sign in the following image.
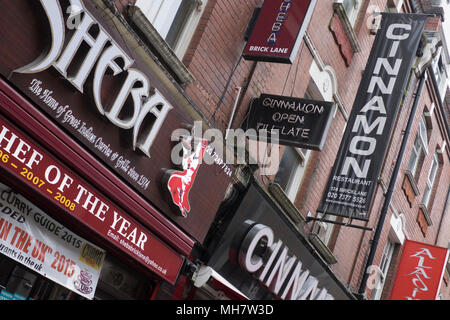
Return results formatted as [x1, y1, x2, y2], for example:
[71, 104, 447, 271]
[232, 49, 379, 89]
[318, 13, 427, 220]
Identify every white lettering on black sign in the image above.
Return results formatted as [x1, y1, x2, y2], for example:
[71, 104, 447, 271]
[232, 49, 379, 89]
[318, 14, 427, 220]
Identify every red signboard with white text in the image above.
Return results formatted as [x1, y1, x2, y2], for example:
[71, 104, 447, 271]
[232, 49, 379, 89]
[243, 0, 316, 63]
[390, 240, 449, 300]
[0, 116, 184, 285]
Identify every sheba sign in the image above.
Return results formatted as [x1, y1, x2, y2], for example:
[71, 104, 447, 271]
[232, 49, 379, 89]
[16, 0, 172, 158]
[244, 94, 335, 150]
[243, 0, 317, 63]
[318, 13, 427, 220]
[0, 0, 231, 243]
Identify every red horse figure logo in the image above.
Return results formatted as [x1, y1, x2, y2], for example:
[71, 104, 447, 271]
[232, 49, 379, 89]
[167, 137, 208, 218]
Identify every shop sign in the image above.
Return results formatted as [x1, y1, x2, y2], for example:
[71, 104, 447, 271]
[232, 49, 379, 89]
[237, 221, 334, 300]
[208, 183, 354, 300]
[244, 94, 335, 150]
[243, 0, 316, 63]
[390, 240, 449, 300]
[0, 0, 231, 243]
[0, 182, 105, 299]
[0, 117, 184, 285]
[318, 13, 427, 220]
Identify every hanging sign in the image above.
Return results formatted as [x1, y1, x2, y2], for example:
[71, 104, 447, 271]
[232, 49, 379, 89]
[0, 182, 105, 299]
[317, 13, 427, 220]
[243, 0, 317, 63]
[390, 240, 449, 300]
[0, 116, 184, 285]
[244, 94, 335, 150]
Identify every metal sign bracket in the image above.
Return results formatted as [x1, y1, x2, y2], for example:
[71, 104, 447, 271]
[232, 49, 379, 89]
[305, 213, 373, 231]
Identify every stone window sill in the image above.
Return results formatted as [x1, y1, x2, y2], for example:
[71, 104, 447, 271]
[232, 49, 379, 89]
[417, 204, 432, 237]
[332, 2, 361, 54]
[418, 203, 432, 226]
[405, 170, 420, 196]
[309, 233, 338, 265]
[128, 6, 194, 86]
[268, 183, 306, 225]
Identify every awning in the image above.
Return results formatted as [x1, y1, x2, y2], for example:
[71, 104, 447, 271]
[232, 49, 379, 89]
[192, 266, 249, 300]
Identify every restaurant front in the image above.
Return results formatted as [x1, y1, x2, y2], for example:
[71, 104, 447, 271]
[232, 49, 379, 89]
[0, 0, 230, 300]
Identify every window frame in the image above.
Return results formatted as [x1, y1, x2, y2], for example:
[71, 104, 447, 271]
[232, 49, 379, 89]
[135, 0, 183, 39]
[371, 240, 395, 300]
[418, 116, 429, 153]
[407, 135, 424, 179]
[135, 0, 206, 59]
[422, 153, 439, 209]
[312, 212, 336, 245]
[274, 147, 310, 202]
[342, 0, 363, 27]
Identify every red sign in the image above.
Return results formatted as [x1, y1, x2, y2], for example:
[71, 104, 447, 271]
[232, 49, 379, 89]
[0, 116, 184, 285]
[243, 0, 316, 63]
[390, 240, 449, 300]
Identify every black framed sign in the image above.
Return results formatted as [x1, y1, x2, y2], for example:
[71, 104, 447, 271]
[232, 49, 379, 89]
[244, 94, 335, 150]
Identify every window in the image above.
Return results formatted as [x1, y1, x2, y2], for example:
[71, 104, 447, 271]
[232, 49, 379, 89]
[422, 153, 439, 208]
[418, 116, 429, 152]
[135, 0, 205, 58]
[407, 136, 425, 180]
[407, 117, 429, 181]
[386, 0, 404, 12]
[332, 0, 362, 65]
[312, 212, 336, 246]
[274, 147, 309, 202]
[342, 0, 363, 27]
[371, 240, 395, 300]
[432, 49, 450, 99]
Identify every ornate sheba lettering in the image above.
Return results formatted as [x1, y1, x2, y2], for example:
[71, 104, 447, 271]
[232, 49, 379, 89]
[16, 0, 173, 158]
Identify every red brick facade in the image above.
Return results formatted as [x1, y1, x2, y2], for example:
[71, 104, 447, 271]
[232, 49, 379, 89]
[178, 0, 450, 300]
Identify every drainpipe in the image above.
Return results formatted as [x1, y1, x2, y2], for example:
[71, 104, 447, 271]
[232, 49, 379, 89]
[358, 72, 427, 298]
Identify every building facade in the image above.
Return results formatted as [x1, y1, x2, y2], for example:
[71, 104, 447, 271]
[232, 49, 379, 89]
[0, 0, 448, 300]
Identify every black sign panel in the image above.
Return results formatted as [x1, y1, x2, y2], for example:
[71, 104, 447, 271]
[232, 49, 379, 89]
[317, 13, 427, 221]
[244, 94, 335, 150]
[207, 183, 355, 300]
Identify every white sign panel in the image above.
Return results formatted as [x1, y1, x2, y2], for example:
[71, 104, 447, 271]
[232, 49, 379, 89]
[0, 183, 105, 299]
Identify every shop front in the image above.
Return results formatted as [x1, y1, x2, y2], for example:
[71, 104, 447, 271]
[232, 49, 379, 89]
[0, 0, 231, 299]
[192, 181, 355, 300]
